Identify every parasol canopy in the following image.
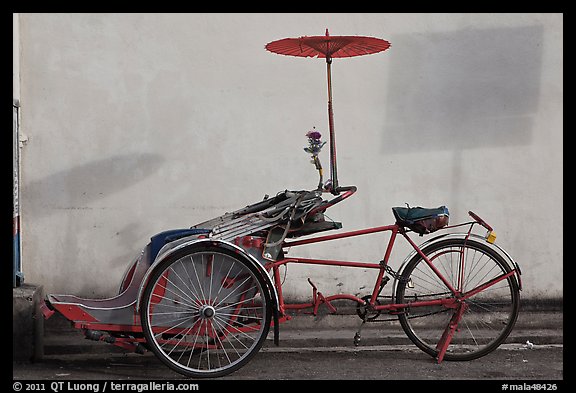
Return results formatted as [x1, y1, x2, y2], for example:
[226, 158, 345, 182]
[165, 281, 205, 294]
[265, 29, 391, 194]
[265, 29, 390, 59]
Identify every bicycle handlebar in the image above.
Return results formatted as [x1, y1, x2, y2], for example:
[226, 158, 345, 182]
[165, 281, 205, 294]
[323, 182, 356, 195]
[307, 185, 357, 217]
[334, 185, 356, 193]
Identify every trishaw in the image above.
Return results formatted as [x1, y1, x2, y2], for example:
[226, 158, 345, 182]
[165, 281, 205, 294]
[41, 30, 522, 378]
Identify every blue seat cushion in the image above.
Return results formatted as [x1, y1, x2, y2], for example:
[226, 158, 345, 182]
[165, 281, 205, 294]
[149, 228, 211, 263]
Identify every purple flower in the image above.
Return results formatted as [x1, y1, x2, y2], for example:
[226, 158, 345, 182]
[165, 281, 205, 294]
[306, 130, 322, 140]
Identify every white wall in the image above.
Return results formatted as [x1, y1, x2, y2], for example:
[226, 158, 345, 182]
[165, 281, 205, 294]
[13, 13, 20, 100]
[18, 13, 562, 300]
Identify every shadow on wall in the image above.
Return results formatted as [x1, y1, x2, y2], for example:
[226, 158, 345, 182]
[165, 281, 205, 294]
[24, 153, 164, 217]
[383, 24, 543, 153]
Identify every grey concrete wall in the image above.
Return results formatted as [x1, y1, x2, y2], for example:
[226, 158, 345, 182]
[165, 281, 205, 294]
[17, 13, 562, 300]
[13, 13, 20, 100]
[13, 284, 44, 361]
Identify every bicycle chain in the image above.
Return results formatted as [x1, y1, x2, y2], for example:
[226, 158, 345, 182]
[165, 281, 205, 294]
[379, 261, 411, 284]
[364, 262, 450, 322]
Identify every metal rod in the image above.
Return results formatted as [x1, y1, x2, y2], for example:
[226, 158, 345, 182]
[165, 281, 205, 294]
[326, 56, 339, 194]
[275, 257, 382, 270]
[283, 223, 398, 247]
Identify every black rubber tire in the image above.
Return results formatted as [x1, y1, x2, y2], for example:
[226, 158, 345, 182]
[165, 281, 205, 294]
[140, 244, 272, 378]
[395, 238, 520, 361]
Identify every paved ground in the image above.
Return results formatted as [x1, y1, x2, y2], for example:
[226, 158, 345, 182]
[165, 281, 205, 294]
[13, 311, 564, 383]
[14, 342, 563, 381]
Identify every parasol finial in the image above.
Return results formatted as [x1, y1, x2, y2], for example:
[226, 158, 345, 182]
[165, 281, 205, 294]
[325, 28, 330, 37]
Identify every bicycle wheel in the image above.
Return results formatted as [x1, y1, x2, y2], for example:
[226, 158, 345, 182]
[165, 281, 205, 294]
[140, 245, 272, 378]
[395, 238, 520, 361]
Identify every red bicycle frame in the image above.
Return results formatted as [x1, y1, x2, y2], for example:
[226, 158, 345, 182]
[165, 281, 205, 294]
[266, 215, 515, 321]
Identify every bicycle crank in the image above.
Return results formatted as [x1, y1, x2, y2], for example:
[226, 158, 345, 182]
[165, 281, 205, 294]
[355, 295, 381, 321]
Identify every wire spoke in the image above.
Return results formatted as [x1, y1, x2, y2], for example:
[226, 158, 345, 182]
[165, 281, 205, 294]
[397, 239, 518, 360]
[144, 249, 269, 375]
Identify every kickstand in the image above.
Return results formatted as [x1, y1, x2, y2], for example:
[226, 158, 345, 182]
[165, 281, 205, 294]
[436, 302, 468, 363]
[353, 319, 366, 346]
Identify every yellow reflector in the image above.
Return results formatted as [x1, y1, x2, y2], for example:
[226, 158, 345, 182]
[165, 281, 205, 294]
[486, 231, 497, 244]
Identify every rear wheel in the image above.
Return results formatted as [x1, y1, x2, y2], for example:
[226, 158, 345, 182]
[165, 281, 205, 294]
[395, 238, 520, 361]
[141, 245, 272, 378]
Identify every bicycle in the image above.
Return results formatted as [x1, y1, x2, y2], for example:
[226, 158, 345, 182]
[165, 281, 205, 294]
[41, 30, 522, 379]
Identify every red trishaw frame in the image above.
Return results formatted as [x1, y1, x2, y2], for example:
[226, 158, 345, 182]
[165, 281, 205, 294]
[41, 186, 521, 364]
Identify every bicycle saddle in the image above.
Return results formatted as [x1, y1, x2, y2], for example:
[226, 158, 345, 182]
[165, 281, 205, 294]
[392, 205, 449, 235]
[392, 205, 449, 224]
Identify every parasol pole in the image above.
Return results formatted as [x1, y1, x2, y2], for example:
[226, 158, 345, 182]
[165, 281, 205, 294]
[325, 30, 339, 194]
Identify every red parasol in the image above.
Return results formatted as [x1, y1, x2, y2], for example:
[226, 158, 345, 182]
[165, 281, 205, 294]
[265, 29, 391, 194]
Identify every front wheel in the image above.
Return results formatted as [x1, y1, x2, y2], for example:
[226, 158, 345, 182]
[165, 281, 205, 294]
[140, 245, 272, 378]
[395, 238, 520, 361]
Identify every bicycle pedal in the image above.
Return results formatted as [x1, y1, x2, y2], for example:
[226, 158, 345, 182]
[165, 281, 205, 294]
[353, 332, 361, 346]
